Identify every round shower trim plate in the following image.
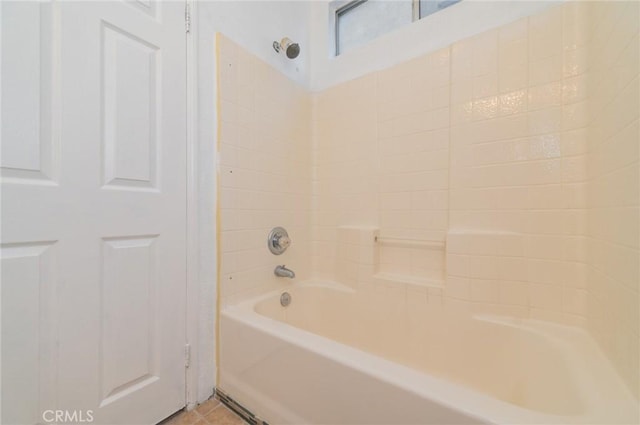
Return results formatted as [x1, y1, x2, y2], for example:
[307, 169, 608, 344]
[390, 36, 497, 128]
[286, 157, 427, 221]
[267, 226, 291, 255]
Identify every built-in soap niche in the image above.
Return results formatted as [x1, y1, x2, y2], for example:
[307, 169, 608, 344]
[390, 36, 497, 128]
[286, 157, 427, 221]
[373, 233, 445, 288]
[334, 226, 446, 289]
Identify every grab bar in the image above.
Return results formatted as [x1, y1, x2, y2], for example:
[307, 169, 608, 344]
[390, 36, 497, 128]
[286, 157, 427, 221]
[374, 236, 445, 248]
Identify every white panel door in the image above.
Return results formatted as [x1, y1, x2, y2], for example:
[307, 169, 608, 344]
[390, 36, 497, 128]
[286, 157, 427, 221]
[1, 1, 187, 424]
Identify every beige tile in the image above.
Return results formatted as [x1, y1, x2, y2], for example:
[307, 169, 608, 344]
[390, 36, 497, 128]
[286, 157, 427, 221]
[196, 399, 221, 416]
[204, 406, 244, 425]
[162, 410, 201, 425]
[499, 280, 529, 306]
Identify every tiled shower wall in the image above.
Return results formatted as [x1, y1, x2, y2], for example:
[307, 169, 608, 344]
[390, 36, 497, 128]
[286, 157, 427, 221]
[312, 3, 591, 325]
[312, 49, 452, 286]
[217, 35, 312, 305]
[447, 3, 592, 324]
[216, 2, 638, 398]
[586, 1, 639, 399]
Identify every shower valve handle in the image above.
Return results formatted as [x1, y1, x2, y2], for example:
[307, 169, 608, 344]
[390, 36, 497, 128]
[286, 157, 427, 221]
[268, 227, 291, 255]
[276, 234, 291, 250]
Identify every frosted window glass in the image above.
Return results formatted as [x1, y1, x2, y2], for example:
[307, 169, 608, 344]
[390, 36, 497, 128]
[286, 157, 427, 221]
[419, 0, 461, 19]
[337, 0, 413, 55]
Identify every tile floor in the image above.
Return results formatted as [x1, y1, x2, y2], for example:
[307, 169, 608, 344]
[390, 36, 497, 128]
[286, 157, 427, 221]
[159, 398, 246, 425]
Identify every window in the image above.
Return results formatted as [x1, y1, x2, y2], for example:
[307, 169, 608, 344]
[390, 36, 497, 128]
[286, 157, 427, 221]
[419, 0, 462, 19]
[334, 0, 414, 55]
[332, 0, 462, 55]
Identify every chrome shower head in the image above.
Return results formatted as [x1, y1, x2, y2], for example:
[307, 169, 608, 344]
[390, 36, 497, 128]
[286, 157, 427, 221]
[273, 37, 300, 59]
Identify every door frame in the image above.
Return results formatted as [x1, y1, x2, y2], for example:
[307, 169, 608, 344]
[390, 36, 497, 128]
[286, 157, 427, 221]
[184, 0, 217, 409]
[185, 0, 200, 409]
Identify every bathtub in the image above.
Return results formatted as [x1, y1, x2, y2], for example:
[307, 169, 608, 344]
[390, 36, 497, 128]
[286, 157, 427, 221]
[220, 281, 638, 424]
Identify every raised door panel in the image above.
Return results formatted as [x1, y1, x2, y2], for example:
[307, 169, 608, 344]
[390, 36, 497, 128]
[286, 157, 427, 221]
[0, 2, 59, 184]
[102, 23, 159, 191]
[100, 236, 159, 407]
[1, 242, 57, 425]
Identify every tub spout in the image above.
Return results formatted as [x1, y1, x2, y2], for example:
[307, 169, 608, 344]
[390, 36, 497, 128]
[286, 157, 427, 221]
[274, 265, 295, 279]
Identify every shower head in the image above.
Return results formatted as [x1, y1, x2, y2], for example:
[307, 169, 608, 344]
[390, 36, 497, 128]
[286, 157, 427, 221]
[273, 37, 300, 59]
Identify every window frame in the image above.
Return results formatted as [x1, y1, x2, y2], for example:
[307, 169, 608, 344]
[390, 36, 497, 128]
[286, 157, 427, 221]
[330, 0, 455, 56]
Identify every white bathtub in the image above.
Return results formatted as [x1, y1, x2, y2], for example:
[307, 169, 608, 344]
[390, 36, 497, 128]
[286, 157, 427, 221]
[220, 281, 638, 424]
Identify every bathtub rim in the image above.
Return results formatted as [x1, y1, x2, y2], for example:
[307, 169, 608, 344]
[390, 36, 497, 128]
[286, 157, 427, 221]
[221, 279, 638, 425]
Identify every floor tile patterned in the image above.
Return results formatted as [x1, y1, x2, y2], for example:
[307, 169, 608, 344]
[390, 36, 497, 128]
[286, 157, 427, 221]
[159, 398, 245, 425]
